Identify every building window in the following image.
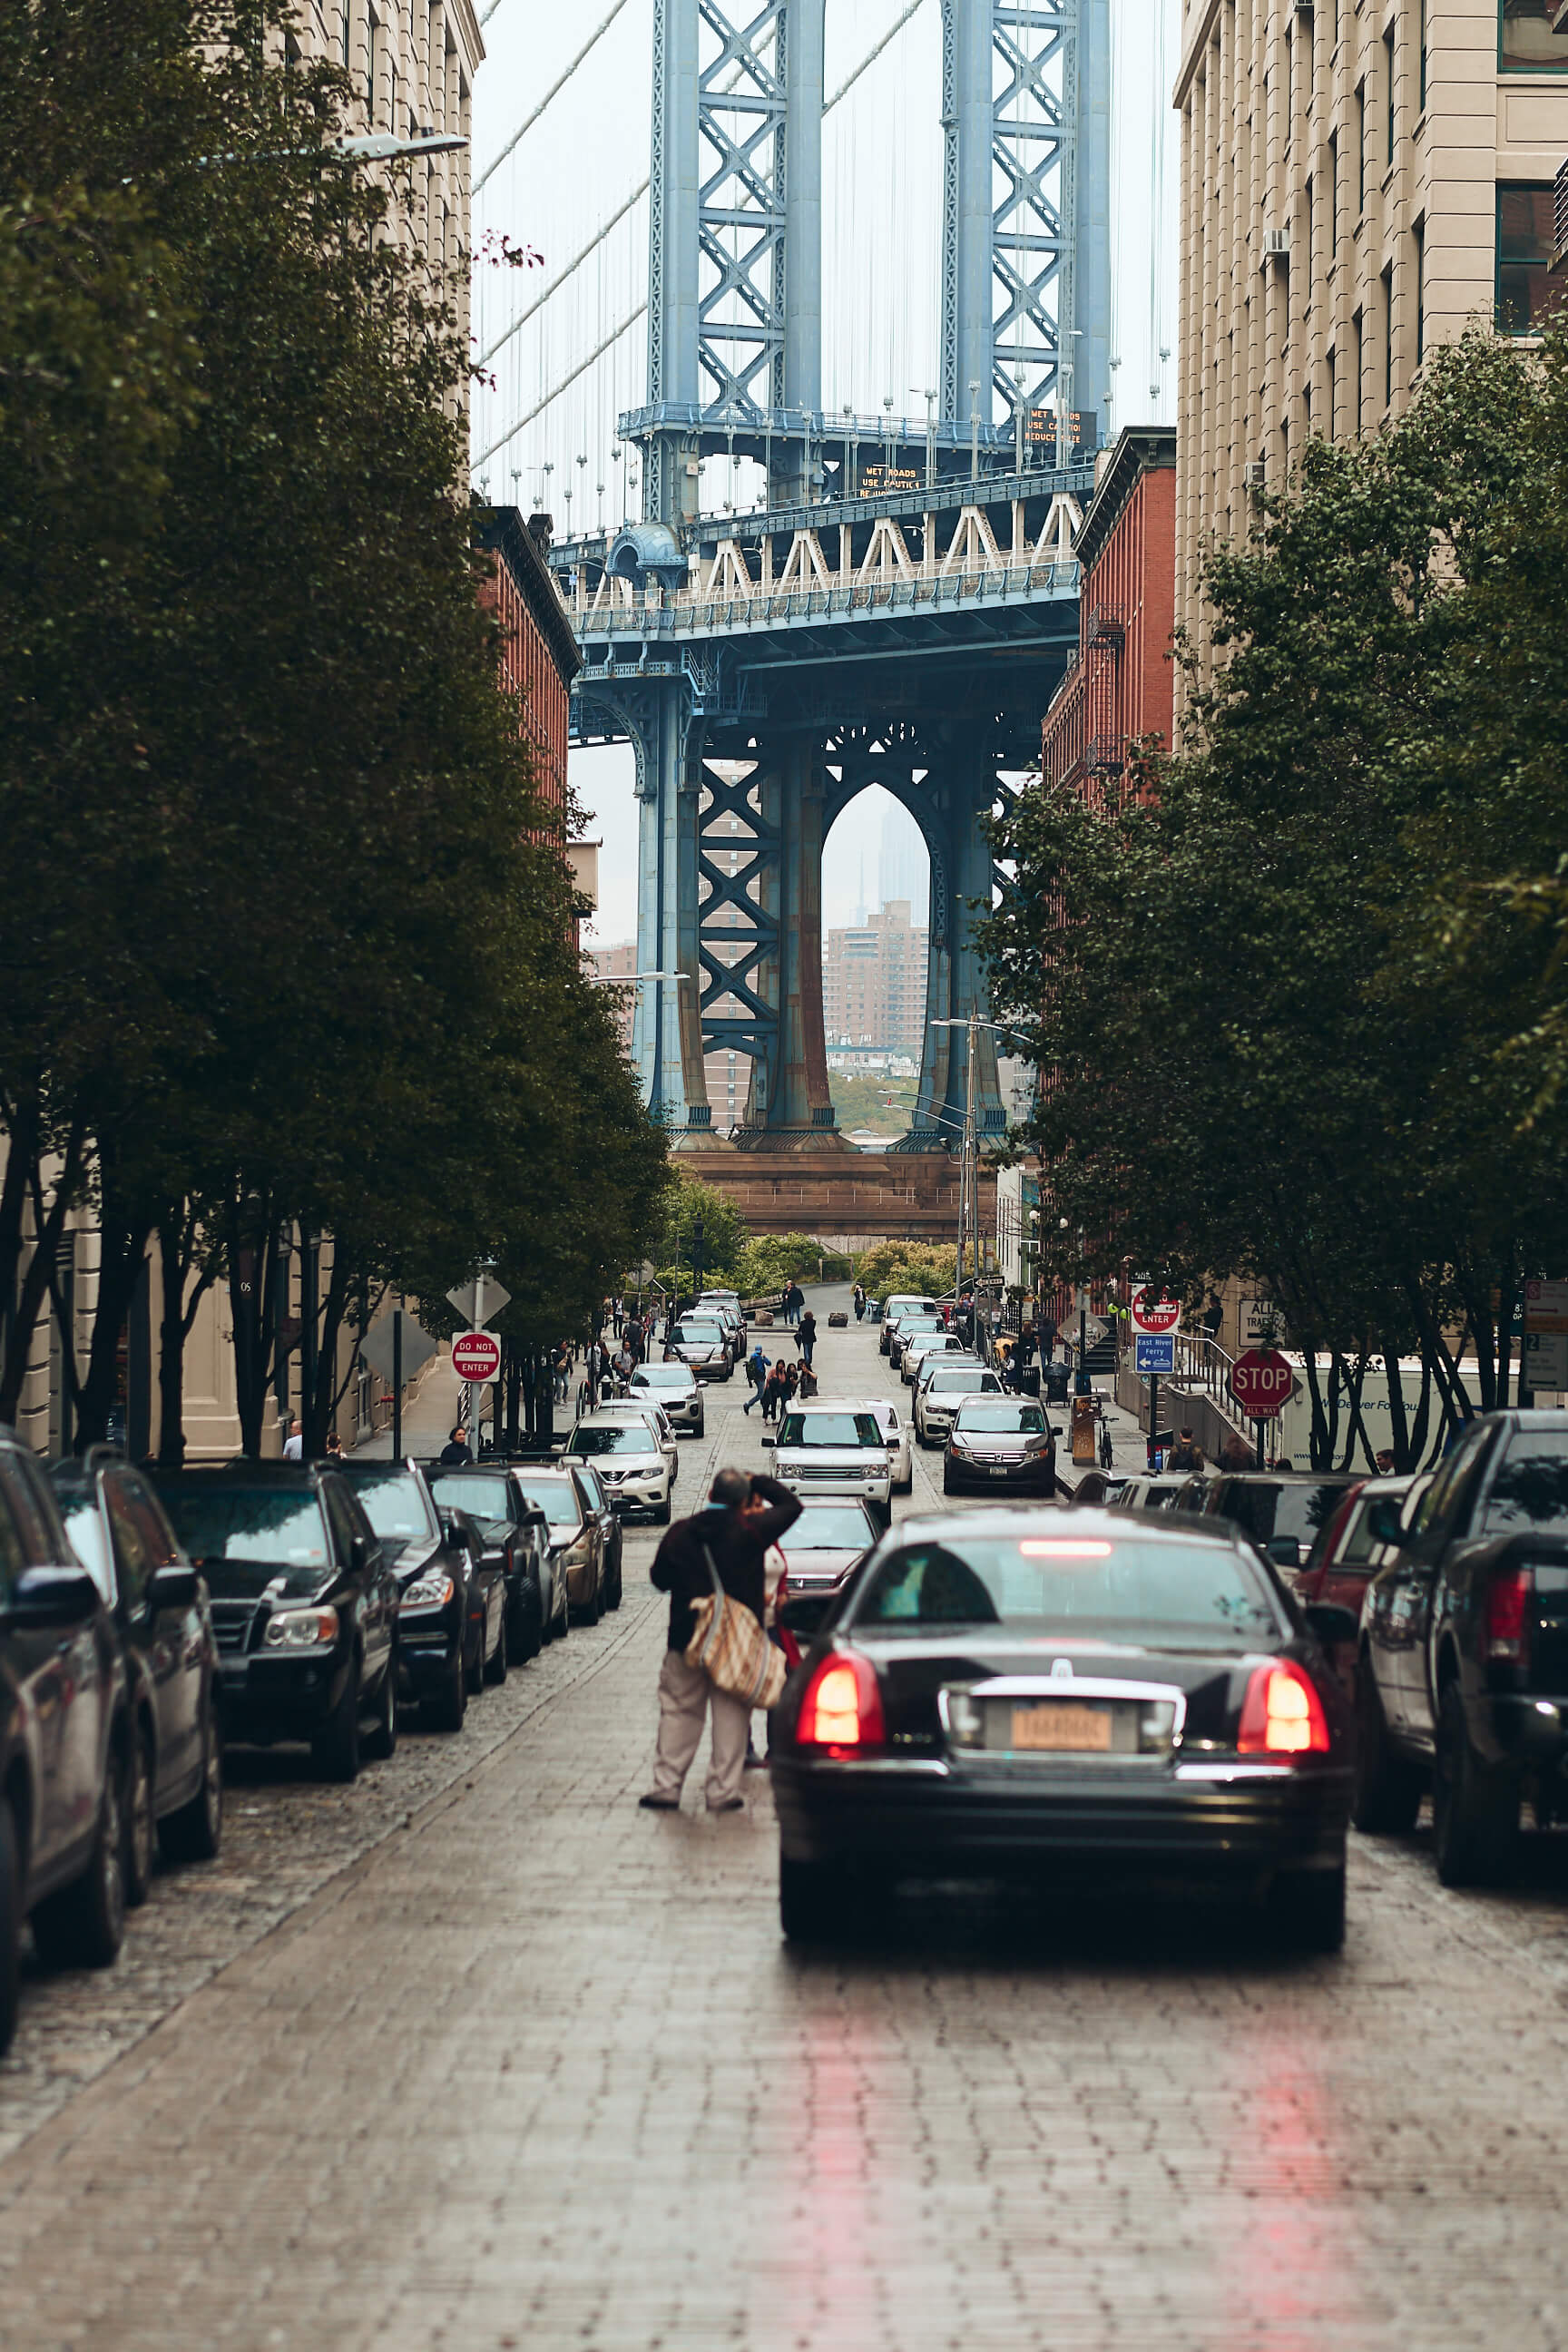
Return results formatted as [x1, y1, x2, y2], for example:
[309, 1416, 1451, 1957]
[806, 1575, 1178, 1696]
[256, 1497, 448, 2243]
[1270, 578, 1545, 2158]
[1356, 83, 1366, 212]
[1353, 308, 1364, 432]
[1329, 130, 1339, 253]
[1496, 183, 1555, 329]
[367, 5, 378, 118]
[1414, 218, 1425, 361]
[1500, 0, 1568, 71]
[1384, 30, 1396, 166]
[1327, 346, 1337, 438]
[1381, 265, 1394, 406]
[1419, 0, 1427, 107]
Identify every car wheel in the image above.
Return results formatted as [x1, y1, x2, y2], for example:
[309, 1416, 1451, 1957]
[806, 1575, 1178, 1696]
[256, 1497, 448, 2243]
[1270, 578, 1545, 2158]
[509, 1586, 543, 1664]
[779, 1855, 848, 1944]
[465, 1618, 486, 1694]
[1433, 1679, 1520, 1887]
[310, 1661, 361, 1783]
[124, 1724, 155, 1909]
[1351, 1661, 1424, 1834]
[485, 1605, 508, 1684]
[1268, 1865, 1346, 1955]
[33, 1739, 127, 1971]
[0, 1804, 18, 2058]
[159, 1700, 222, 1865]
[422, 1640, 467, 1733]
[607, 1553, 623, 1611]
[942, 1467, 956, 1494]
[654, 1495, 671, 1526]
[364, 1657, 399, 1760]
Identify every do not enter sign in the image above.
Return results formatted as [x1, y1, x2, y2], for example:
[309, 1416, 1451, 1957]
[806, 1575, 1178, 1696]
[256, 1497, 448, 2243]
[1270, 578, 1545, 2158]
[1131, 1286, 1181, 1337]
[1230, 1348, 1292, 1419]
[452, 1331, 501, 1384]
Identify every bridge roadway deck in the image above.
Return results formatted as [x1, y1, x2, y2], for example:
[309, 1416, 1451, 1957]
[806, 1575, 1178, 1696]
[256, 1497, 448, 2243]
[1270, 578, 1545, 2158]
[3, 1296, 1568, 2348]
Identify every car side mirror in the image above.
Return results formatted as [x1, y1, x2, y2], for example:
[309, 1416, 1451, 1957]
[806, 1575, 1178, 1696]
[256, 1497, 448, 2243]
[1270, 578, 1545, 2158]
[1050, 1425, 1063, 1439]
[10, 1565, 101, 1626]
[1267, 1535, 1303, 1570]
[1366, 1497, 1404, 1544]
[148, 1564, 199, 1612]
[350, 1531, 377, 1574]
[760, 1432, 775, 1447]
[1304, 1602, 1358, 1648]
[779, 1593, 830, 1638]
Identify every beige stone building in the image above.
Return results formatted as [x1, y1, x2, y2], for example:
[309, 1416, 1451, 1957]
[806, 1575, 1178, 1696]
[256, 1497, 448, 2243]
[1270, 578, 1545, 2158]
[822, 901, 931, 1057]
[1175, 0, 1568, 655]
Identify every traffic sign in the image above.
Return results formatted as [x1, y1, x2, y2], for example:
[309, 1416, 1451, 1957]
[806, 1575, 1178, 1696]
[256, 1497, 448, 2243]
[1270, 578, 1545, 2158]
[451, 1330, 502, 1384]
[1230, 1347, 1293, 1418]
[446, 1276, 512, 1326]
[1135, 1334, 1176, 1376]
[1131, 1286, 1181, 1337]
[1525, 1279, 1568, 1336]
[359, 1311, 437, 1386]
[1526, 1330, 1568, 1389]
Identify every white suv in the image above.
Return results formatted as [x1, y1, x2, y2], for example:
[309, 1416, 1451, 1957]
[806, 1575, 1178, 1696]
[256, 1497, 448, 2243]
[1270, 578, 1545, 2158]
[915, 1361, 1003, 1446]
[764, 1404, 892, 1514]
[561, 1415, 672, 1524]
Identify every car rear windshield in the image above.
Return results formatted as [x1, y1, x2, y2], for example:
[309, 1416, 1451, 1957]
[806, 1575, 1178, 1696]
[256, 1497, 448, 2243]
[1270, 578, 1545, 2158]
[159, 1488, 331, 1569]
[1485, 1439, 1568, 1534]
[854, 1533, 1279, 1642]
[671, 1325, 720, 1346]
[1212, 1481, 1346, 1545]
[779, 1412, 884, 1448]
[955, 1404, 1046, 1433]
[512, 1477, 581, 1528]
[928, 1369, 996, 1393]
[566, 1425, 657, 1456]
[426, 1471, 513, 1524]
[339, 1467, 436, 1543]
[788, 1505, 877, 1548]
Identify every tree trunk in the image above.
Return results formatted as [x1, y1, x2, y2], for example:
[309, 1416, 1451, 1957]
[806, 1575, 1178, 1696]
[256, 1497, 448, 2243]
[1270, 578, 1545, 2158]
[1385, 1340, 1410, 1474]
[0, 1116, 87, 1426]
[227, 1195, 282, 1458]
[74, 1212, 154, 1449]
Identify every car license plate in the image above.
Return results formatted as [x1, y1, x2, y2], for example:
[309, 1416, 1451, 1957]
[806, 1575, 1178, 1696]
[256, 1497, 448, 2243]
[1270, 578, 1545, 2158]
[988, 1465, 1010, 1478]
[1011, 1702, 1111, 1752]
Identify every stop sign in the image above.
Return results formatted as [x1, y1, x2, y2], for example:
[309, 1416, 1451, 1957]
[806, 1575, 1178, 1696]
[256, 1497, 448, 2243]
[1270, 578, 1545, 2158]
[1230, 1347, 1292, 1418]
[1131, 1286, 1181, 1336]
[451, 1330, 501, 1384]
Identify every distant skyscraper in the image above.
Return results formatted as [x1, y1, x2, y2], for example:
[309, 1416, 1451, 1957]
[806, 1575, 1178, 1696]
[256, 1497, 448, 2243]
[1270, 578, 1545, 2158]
[879, 798, 927, 916]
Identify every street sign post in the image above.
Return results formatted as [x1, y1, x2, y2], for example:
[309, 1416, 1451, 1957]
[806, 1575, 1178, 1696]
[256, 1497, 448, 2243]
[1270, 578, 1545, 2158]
[446, 1276, 512, 1327]
[1230, 1348, 1293, 1467]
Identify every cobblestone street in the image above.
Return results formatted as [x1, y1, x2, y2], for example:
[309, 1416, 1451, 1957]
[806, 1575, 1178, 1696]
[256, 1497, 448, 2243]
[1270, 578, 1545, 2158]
[5, 1307, 1568, 2350]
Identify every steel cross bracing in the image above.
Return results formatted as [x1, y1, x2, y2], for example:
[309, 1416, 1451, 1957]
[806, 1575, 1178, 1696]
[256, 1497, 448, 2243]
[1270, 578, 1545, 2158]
[992, 0, 1073, 417]
[697, 0, 787, 420]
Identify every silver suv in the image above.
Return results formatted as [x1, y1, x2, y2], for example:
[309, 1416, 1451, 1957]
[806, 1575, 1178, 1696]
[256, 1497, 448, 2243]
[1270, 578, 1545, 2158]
[630, 1360, 705, 1436]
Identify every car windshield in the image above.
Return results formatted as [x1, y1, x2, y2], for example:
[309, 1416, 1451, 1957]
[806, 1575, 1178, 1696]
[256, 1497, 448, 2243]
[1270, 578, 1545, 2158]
[512, 1477, 581, 1528]
[633, 1367, 691, 1389]
[787, 1505, 877, 1549]
[671, 1325, 720, 1347]
[1484, 1440, 1568, 1534]
[566, 1425, 658, 1456]
[426, 1471, 513, 1524]
[779, 1412, 884, 1448]
[898, 1317, 943, 1334]
[339, 1466, 437, 1542]
[887, 1298, 935, 1318]
[854, 1532, 1279, 1643]
[929, 1369, 995, 1394]
[1214, 1481, 1348, 1544]
[159, 1487, 330, 1569]
[955, 1404, 1046, 1433]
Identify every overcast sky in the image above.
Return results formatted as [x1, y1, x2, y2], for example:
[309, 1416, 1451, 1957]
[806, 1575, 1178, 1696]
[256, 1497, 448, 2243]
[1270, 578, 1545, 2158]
[471, 0, 1181, 946]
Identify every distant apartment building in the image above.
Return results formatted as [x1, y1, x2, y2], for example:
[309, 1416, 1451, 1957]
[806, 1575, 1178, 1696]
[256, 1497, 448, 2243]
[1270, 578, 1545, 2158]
[822, 900, 930, 1056]
[1042, 425, 1177, 794]
[1175, 0, 1568, 666]
[475, 507, 580, 838]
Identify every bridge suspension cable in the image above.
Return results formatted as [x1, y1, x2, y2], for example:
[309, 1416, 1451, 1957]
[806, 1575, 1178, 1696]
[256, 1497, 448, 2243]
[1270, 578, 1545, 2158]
[474, 299, 649, 472]
[474, 0, 933, 420]
[473, 0, 633, 197]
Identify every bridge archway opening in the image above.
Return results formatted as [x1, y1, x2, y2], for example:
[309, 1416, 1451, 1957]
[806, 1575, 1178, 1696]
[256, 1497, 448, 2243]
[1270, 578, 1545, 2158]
[820, 784, 932, 1142]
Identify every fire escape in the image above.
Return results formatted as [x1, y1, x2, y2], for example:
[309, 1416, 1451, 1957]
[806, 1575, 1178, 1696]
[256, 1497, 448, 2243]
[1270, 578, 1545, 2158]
[1082, 605, 1124, 790]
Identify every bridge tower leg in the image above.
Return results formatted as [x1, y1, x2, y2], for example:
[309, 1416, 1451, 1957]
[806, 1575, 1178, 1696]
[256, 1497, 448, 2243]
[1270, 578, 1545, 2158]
[603, 681, 713, 1141]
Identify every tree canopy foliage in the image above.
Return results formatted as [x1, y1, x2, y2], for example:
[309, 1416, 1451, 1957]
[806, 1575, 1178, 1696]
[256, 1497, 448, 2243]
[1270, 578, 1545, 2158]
[980, 328, 1568, 1469]
[0, 0, 666, 1454]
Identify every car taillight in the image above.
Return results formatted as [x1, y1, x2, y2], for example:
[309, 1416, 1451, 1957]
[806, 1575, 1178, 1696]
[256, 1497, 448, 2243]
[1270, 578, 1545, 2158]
[1238, 1660, 1329, 1756]
[1482, 1564, 1534, 1665]
[796, 1652, 886, 1755]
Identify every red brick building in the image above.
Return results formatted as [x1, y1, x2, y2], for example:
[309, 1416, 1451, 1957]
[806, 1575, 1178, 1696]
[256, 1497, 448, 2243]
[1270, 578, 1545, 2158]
[475, 506, 580, 835]
[1041, 426, 1177, 794]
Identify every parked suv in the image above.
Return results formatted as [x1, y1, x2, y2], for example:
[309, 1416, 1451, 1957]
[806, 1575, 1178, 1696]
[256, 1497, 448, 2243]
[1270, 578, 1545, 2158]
[1200, 1473, 1357, 1573]
[765, 1406, 892, 1518]
[151, 1465, 399, 1782]
[1355, 1410, 1568, 1886]
[421, 1461, 554, 1656]
[0, 1429, 131, 2053]
[337, 1459, 502, 1730]
[52, 1450, 222, 1900]
[629, 1359, 705, 1437]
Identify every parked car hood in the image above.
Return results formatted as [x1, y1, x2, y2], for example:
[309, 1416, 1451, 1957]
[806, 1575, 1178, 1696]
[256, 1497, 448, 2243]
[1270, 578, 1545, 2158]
[384, 1534, 439, 1581]
[190, 1557, 344, 1602]
[779, 1545, 867, 1582]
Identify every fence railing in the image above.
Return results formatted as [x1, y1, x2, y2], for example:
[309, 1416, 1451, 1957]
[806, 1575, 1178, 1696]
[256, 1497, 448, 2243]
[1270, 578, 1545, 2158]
[564, 557, 1078, 634]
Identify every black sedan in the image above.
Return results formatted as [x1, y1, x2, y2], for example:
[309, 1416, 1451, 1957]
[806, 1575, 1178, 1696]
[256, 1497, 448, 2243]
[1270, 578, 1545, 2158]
[52, 1449, 223, 1901]
[151, 1465, 400, 1782]
[336, 1460, 504, 1730]
[770, 1508, 1356, 1952]
[423, 1463, 554, 1655]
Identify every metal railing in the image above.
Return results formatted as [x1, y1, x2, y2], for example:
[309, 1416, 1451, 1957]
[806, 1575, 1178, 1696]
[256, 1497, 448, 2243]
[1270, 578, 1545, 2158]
[564, 556, 1078, 634]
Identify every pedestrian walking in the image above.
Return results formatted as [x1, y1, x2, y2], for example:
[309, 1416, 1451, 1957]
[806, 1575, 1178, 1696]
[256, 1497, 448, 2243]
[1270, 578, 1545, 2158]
[640, 1467, 802, 1813]
[1166, 1426, 1204, 1472]
[741, 1340, 770, 1414]
[785, 1280, 805, 1328]
[612, 1294, 625, 1338]
[1220, 1434, 1254, 1469]
[624, 1315, 644, 1364]
[852, 1283, 867, 1322]
[797, 1362, 819, 1399]
[1201, 1289, 1224, 1345]
[323, 1430, 344, 1461]
[761, 1359, 788, 1423]
[1038, 1312, 1058, 1365]
[1375, 1447, 1396, 1474]
[782, 1362, 800, 1406]
[797, 1308, 818, 1368]
[1012, 1324, 1035, 1391]
[437, 1425, 470, 1465]
[281, 1416, 303, 1461]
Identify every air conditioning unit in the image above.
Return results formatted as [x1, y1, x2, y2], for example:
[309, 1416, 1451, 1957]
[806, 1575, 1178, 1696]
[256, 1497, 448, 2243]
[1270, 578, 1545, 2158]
[1243, 459, 1267, 489]
[1263, 226, 1290, 259]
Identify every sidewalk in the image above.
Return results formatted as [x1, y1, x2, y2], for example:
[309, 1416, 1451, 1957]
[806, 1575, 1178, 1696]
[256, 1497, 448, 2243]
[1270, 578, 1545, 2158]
[350, 1353, 465, 1460]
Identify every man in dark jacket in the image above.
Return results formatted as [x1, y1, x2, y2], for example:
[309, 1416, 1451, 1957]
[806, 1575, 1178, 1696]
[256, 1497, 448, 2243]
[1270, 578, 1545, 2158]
[640, 1468, 802, 1813]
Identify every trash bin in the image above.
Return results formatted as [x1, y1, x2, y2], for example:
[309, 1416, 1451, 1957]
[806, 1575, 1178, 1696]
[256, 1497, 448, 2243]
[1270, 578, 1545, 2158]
[1021, 1367, 1041, 1398]
[1042, 1361, 1070, 1404]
